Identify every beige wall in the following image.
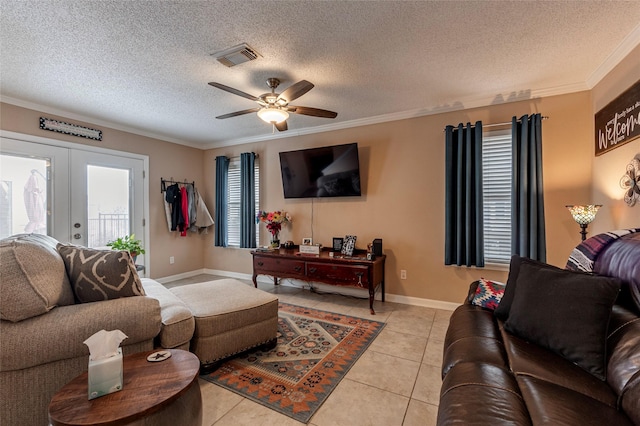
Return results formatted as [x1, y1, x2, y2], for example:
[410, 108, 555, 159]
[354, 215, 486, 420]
[591, 44, 640, 233]
[0, 103, 206, 278]
[204, 91, 594, 304]
[3, 47, 635, 304]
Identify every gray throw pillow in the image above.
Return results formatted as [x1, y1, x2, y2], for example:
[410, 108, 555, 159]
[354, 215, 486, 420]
[57, 245, 145, 303]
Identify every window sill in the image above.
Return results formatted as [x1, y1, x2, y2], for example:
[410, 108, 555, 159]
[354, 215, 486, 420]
[446, 262, 509, 272]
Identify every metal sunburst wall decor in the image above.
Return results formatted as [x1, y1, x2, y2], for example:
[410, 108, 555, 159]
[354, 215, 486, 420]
[620, 157, 640, 206]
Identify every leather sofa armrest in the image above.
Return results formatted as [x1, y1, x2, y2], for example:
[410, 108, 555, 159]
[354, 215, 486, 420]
[465, 280, 480, 304]
[0, 296, 161, 371]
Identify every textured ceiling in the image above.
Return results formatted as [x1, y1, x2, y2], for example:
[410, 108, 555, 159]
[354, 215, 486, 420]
[1, 1, 640, 149]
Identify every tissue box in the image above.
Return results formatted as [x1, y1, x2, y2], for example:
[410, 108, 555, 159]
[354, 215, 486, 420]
[88, 347, 123, 400]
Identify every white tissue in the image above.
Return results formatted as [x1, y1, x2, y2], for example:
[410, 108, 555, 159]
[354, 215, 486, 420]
[83, 329, 128, 361]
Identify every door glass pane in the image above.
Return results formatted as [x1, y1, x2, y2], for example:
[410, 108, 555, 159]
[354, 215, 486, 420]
[0, 154, 49, 239]
[87, 165, 130, 248]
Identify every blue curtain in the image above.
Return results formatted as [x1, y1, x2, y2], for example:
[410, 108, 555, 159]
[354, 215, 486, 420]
[214, 156, 229, 247]
[444, 121, 484, 267]
[240, 152, 257, 248]
[511, 114, 546, 261]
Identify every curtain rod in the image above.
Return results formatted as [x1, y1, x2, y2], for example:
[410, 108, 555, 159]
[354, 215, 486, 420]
[443, 116, 549, 132]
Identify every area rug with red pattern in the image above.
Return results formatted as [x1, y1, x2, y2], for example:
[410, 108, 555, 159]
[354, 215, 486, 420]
[201, 302, 385, 423]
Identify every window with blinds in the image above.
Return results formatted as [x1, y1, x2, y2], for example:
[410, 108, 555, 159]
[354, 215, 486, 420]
[482, 131, 512, 264]
[227, 156, 260, 247]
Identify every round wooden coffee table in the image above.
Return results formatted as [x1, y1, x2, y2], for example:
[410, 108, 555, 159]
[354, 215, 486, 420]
[48, 349, 202, 426]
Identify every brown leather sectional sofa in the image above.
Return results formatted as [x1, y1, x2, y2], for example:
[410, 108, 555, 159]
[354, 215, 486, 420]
[438, 232, 640, 425]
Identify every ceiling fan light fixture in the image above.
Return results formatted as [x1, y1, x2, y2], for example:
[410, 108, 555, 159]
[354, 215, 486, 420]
[257, 107, 289, 124]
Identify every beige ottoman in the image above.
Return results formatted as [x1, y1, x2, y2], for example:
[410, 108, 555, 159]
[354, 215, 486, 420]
[170, 279, 278, 371]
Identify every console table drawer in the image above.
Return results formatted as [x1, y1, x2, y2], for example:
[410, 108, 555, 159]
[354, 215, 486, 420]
[306, 263, 369, 287]
[254, 257, 305, 276]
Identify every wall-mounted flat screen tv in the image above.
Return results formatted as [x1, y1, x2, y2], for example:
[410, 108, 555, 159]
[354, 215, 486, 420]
[279, 143, 362, 199]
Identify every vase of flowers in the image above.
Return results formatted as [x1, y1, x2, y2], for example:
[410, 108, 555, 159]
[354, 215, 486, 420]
[257, 210, 292, 248]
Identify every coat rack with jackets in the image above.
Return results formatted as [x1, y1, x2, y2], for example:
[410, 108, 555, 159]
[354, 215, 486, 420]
[161, 178, 214, 236]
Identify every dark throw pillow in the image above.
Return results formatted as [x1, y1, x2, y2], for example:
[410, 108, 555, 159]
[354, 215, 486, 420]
[58, 245, 145, 303]
[494, 255, 565, 321]
[471, 278, 505, 310]
[504, 261, 621, 380]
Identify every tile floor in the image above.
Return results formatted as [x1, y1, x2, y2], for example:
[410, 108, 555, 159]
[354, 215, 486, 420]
[163, 274, 454, 426]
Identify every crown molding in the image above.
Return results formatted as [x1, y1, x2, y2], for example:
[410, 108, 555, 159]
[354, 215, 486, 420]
[587, 22, 640, 88]
[0, 74, 610, 151]
[0, 96, 203, 149]
[205, 82, 589, 149]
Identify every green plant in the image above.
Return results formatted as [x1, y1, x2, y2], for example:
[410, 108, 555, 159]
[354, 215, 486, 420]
[106, 234, 146, 255]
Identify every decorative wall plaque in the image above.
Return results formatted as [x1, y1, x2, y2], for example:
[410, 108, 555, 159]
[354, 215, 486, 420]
[594, 80, 640, 156]
[40, 117, 102, 141]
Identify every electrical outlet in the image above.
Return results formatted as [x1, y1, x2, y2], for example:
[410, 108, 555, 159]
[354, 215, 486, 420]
[169, 256, 175, 264]
[400, 269, 407, 280]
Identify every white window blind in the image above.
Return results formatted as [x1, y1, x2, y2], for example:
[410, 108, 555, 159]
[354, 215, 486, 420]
[227, 156, 259, 247]
[482, 132, 512, 264]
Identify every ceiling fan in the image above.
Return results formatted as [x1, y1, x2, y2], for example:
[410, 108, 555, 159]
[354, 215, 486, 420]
[208, 78, 338, 131]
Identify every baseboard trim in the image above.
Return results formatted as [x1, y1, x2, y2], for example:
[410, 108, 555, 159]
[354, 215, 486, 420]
[161, 269, 459, 311]
[155, 269, 208, 284]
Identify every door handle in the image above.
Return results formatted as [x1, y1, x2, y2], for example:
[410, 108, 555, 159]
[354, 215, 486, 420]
[73, 233, 82, 240]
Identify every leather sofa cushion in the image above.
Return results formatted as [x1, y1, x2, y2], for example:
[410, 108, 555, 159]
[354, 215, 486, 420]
[606, 305, 640, 425]
[444, 304, 502, 344]
[438, 362, 531, 426]
[501, 325, 618, 408]
[0, 233, 75, 322]
[442, 304, 507, 377]
[517, 375, 634, 426]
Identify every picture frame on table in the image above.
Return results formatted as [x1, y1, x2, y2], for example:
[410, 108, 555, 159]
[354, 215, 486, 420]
[341, 235, 357, 256]
[302, 238, 313, 246]
[332, 237, 344, 251]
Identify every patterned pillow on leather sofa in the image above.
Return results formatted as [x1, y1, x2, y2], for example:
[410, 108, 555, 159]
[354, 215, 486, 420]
[471, 278, 505, 310]
[57, 245, 145, 303]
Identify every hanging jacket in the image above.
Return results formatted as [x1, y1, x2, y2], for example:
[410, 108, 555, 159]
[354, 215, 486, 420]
[187, 184, 198, 233]
[165, 184, 183, 232]
[180, 186, 189, 236]
[194, 189, 214, 233]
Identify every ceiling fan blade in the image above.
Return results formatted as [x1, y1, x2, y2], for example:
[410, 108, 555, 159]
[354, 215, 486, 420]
[216, 108, 260, 119]
[290, 106, 338, 119]
[277, 80, 314, 103]
[208, 82, 259, 101]
[275, 121, 288, 132]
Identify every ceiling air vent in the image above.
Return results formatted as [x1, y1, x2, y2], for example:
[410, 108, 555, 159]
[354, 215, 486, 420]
[210, 43, 261, 67]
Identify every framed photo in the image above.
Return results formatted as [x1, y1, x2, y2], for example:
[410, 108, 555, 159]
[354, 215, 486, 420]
[341, 235, 357, 256]
[332, 237, 344, 251]
[302, 237, 312, 246]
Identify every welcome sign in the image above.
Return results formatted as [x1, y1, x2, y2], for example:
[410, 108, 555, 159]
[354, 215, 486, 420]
[595, 79, 640, 156]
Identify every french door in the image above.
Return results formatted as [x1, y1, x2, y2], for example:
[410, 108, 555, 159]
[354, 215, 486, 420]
[0, 133, 148, 270]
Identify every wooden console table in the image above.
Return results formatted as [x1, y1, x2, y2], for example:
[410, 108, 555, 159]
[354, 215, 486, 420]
[252, 247, 385, 314]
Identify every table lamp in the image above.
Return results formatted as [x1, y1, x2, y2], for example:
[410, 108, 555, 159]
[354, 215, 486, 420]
[566, 204, 602, 241]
